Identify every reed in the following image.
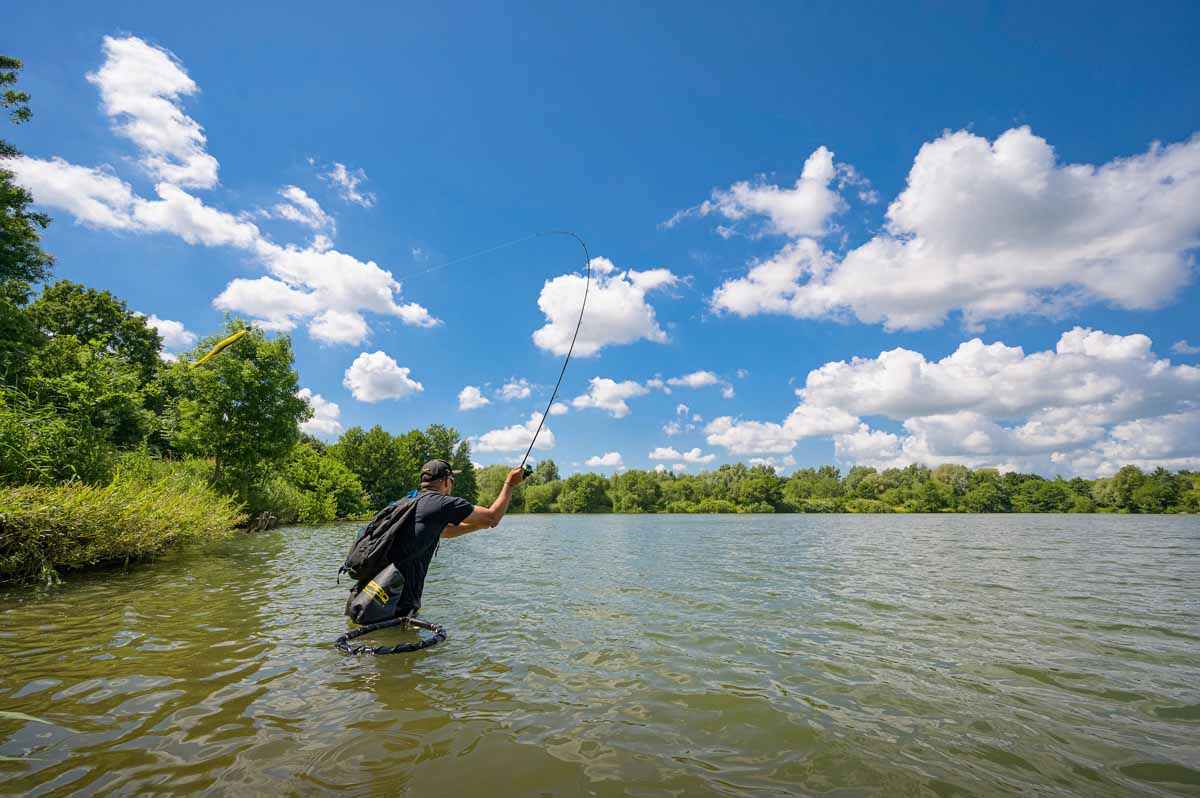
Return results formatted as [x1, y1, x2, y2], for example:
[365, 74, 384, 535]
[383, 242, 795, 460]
[0, 466, 246, 583]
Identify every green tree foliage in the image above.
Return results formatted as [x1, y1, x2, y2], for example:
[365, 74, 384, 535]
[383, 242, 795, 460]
[530, 458, 560, 485]
[164, 322, 309, 505]
[0, 56, 53, 288]
[735, 465, 785, 511]
[28, 281, 163, 383]
[24, 335, 153, 448]
[783, 466, 842, 507]
[556, 473, 612, 513]
[336, 425, 414, 509]
[961, 480, 1010, 513]
[524, 481, 562, 513]
[611, 470, 662, 513]
[332, 423, 477, 509]
[283, 441, 369, 522]
[0, 385, 113, 484]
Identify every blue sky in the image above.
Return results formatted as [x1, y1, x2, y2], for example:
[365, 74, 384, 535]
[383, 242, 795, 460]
[9, 2, 1200, 477]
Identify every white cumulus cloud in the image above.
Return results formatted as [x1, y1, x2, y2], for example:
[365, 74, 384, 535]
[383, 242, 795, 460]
[681, 448, 717, 464]
[705, 326, 1200, 476]
[308, 309, 369, 345]
[571, 377, 649, 418]
[475, 413, 555, 452]
[297, 388, 343, 439]
[667, 370, 720, 388]
[10, 37, 438, 347]
[141, 313, 197, 355]
[704, 128, 1200, 331]
[459, 385, 490, 410]
[87, 35, 219, 189]
[342, 351, 423, 402]
[667, 146, 846, 238]
[585, 451, 624, 468]
[533, 256, 680, 357]
[497, 378, 532, 401]
[549, 401, 569, 415]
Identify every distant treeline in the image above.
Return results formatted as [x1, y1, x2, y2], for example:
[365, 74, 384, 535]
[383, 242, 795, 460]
[463, 460, 1200, 515]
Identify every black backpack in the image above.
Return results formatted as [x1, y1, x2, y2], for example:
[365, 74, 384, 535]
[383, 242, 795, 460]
[338, 493, 424, 583]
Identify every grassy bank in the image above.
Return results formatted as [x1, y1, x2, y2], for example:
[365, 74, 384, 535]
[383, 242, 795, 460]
[0, 467, 245, 584]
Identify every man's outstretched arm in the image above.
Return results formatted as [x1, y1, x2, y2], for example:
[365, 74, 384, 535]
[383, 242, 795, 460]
[442, 467, 525, 538]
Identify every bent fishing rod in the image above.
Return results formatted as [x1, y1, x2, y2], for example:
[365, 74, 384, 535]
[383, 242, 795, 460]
[400, 229, 591, 470]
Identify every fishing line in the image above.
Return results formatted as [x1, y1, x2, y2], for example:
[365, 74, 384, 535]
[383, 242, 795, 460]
[401, 229, 592, 467]
[519, 230, 591, 468]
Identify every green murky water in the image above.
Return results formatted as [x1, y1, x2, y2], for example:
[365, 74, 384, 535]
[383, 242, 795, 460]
[1, 514, 1198, 797]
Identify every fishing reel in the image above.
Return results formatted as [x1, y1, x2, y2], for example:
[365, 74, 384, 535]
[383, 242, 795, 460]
[522, 464, 534, 479]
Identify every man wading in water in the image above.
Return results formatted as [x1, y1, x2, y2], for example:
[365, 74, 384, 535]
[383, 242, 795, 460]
[344, 459, 526, 623]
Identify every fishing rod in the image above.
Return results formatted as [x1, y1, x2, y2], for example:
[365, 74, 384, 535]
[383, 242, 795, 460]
[519, 230, 591, 470]
[396, 229, 592, 469]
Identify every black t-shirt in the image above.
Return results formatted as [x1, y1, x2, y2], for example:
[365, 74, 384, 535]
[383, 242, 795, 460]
[389, 489, 474, 614]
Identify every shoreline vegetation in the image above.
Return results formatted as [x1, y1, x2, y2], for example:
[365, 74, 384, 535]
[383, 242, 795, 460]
[0, 57, 1196, 584]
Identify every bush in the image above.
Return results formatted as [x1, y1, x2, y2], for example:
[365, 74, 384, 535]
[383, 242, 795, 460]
[694, 498, 737, 514]
[524, 482, 561, 513]
[845, 498, 894, 513]
[283, 442, 368, 521]
[0, 470, 245, 583]
[247, 476, 303, 525]
[801, 497, 846, 513]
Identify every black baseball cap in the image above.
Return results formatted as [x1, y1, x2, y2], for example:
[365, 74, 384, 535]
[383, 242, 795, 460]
[420, 459, 459, 483]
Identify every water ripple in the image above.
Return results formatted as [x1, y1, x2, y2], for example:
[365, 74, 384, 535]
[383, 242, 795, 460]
[1, 514, 1198, 797]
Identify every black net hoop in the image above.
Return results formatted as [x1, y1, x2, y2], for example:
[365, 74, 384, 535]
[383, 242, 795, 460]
[334, 617, 447, 655]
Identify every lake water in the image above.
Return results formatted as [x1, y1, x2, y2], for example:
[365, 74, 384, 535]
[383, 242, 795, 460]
[1, 514, 1198, 797]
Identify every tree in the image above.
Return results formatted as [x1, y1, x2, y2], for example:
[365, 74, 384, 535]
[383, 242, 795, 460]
[25, 334, 152, 448]
[1131, 468, 1181, 514]
[1018, 480, 1074, 513]
[557, 473, 612, 513]
[910, 480, 950, 512]
[611, 470, 662, 513]
[1, 56, 53, 289]
[333, 425, 413, 510]
[524, 481, 562, 512]
[28, 281, 163, 383]
[932, 464, 971, 498]
[283, 441, 368, 521]
[1110, 466, 1147, 511]
[962, 481, 1010, 513]
[165, 322, 310, 504]
[843, 466, 879, 499]
[531, 458, 560, 485]
[450, 440, 478, 503]
[735, 465, 784, 511]
[783, 466, 840, 506]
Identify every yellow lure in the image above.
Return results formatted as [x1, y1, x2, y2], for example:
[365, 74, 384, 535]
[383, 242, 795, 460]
[190, 329, 248, 368]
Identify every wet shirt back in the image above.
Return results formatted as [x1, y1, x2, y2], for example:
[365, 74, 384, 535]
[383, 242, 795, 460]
[389, 489, 473, 614]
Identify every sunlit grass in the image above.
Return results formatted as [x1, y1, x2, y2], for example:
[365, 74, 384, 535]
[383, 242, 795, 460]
[0, 465, 245, 584]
